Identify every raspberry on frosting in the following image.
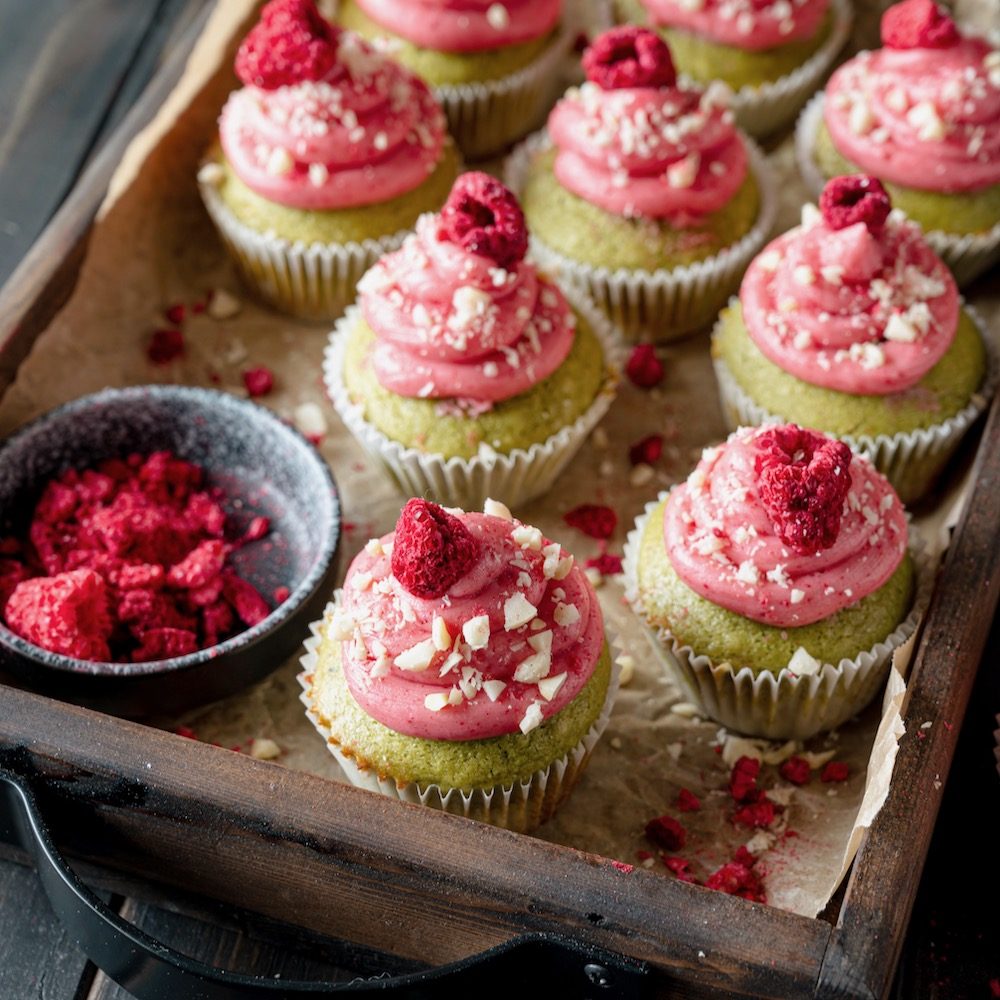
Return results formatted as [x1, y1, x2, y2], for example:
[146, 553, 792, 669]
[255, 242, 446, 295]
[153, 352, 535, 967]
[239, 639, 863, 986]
[436, 173, 528, 270]
[582, 27, 677, 91]
[881, 0, 959, 50]
[235, 0, 341, 90]
[819, 175, 892, 234]
[390, 499, 480, 599]
[754, 425, 853, 556]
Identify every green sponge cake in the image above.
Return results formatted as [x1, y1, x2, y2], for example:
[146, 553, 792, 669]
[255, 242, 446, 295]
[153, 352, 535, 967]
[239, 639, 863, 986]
[303, 499, 615, 830]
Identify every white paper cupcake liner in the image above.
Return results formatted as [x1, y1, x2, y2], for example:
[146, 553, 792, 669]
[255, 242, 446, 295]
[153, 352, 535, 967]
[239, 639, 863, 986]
[795, 92, 1000, 287]
[503, 129, 778, 341]
[298, 598, 621, 832]
[434, 24, 574, 160]
[622, 493, 932, 740]
[711, 302, 998, 504]
[723, 0, 853, 138]
[323, 287, 623, 509]
[199, 171, 412, 321]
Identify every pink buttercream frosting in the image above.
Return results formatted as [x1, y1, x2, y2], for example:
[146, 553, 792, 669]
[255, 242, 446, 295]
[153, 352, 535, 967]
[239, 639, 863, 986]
[663, 427, 908, 628]
[740, 206, 958, 394]
[352, 0, 561, 53]
[331, 508, 604, 740]
[356, 214, 577, 402]
[219, 32, 447, 210]
[641, 0, 829, 51]
[824, 39, 1000, 193]
[547, 80, 748, 221]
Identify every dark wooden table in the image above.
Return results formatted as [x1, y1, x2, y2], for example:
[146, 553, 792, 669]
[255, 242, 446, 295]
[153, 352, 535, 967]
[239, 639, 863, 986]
[0, 2, 998, 997]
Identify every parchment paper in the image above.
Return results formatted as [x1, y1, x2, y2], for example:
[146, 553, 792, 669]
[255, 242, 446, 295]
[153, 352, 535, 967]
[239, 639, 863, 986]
[1, 0, 997, 919]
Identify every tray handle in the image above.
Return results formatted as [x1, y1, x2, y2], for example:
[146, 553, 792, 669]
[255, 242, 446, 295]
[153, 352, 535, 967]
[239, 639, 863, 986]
[0, 766, 648, 999]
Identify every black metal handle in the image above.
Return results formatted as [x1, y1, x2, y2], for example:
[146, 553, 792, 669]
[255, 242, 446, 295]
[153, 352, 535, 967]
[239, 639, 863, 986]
[0, 766, 647, 999]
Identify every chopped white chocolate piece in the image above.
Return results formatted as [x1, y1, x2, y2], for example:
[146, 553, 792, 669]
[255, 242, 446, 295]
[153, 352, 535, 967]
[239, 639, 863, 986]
[484, 498, 512, 520]
[537, 673, 567, 701]
[249, 738, 281, 760]
[514, 650, 551, 683]
[394, 638, 437, 672]
[432, 616, 451, 651]
[462, 614, 490, 650]
[293, 402, 327, 438]
[482, 679, 506, 702]
[528, 630, 553, 654]
[424, 692, 451, 712]
[512, 525, 543, 551]
[207, 289, 242, 320]
[788, 646, 821, 676]
[553, 602, 580, 627]
[616, 654, 635, 686]
[519, 702, 544, 734]
[504, 593, 537, 630]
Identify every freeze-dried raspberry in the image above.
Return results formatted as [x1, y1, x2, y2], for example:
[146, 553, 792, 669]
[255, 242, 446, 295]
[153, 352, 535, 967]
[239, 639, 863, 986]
[242, 516, 271, 543]
[202, 600, 236, 646]
[243, 367, 275, 398]
[112, 562, 166, 591]
[6, 569, 112, 661]
[222, 573, 271, 626]
[821, 761, 850, 783]
[704, 858, 767, 903]
[184, 493, 227, 537]
[819, 176, 892, 234]
[273, 585, 291, 604]
[629, 434, 663, 467]
[881, 0, 958, 49]
[733, 796, 777, 829]
[391, 499, 480, 599]
[235, 0, 341, 90]
[132, 627, 199, 662]
[625, 344, 664, 388]
[0, 559, 30, 610]
[780, 756, 811, 786]
[437, 173, 528, 269]
[584, 552, 623, 576]
[676, 788, 701, 812]
[564, 504, 617, 540]
[167, 540, 227, 590]
[583, 27, 677, 91]
[164, 303, 186, 326]
[117, 589, 198, 636]
[645, 814, 687, 851]
[188, 577, 225, 608]
[729, 755, 761, 803]
[147, 329, 185, 365]
[663, 857, 697, 883]
[35, 481, 77, 524]
[754, 425, 853, 555]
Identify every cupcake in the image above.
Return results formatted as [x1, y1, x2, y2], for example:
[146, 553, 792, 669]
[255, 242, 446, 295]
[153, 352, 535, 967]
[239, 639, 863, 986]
[506, 27, 776, 341]
[198, 0, 459, 320]
[616, 0, 852, 136]
[334, 0, 572, 158]
[797, 0, 1000, 284]
[300, 498, 616, 831]
[712, 175, 993, 504]
[624, 423, 924, 739]
[324, 172, 621, 508]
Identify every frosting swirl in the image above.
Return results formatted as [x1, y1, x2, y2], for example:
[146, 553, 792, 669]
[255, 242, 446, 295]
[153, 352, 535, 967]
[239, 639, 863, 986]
[351, 0, 561, 53]
[219, 32, 447, 210]
[641, 0, 829, 51]
[824, 40, 1000, 193]
[331, 506, 604, 740]
[547, 80, 748, 220]
[740, 206, 959, 394]
[357, 214, 577, 402]
[664, 427, 908, 628]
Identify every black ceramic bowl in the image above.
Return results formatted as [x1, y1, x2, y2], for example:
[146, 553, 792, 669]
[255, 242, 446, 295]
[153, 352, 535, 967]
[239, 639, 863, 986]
[0, 386, 340, 716]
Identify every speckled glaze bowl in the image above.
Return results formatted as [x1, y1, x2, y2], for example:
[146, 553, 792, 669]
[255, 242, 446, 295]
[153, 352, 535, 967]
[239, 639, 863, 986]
[0, 386, 340, 716]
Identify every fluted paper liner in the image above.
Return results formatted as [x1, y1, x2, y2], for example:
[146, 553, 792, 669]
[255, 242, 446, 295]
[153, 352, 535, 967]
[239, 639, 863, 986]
[795, 92, 1000, 287]
[504, 130, 778, 341]
[622, 493, 931, 740]
[324, 287, 623, 509]
[298, 597, 620, 833]
[712, 303, 998, 504]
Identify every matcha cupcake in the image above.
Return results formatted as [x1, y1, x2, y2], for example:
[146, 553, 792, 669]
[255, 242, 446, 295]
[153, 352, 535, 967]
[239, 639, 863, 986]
[198, 0, 459, 320]
[712, 175, 994, 503]
[624, 424, 926, 739]
[505, 28, 776, 341]
[796, 0, 1000, 285]
[300, 498, 617, 831]
[616, 0, 852, 137]
[333, 0, 572, 158]
[325, 172, 621, 508]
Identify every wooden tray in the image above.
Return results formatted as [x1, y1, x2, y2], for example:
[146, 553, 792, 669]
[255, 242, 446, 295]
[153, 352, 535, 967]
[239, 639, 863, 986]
[1, 7, 999, 998]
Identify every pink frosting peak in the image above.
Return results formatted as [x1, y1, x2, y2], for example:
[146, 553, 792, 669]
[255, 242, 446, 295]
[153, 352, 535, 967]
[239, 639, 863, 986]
[641, 0, 829, 51]
[352, 0, 561, 52]
[357, 214, 577, 403]
[332, 506, 604, 740]
[219, 32, 447, 210]
[740, 205, 959, 395]
[824, 39, 1000, 193]
[547, 78, 748, 221]
[664, 426, 908, 628]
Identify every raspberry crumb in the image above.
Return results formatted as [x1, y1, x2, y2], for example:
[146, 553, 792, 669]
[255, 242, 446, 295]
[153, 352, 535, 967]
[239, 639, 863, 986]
[164, 304, 185, 326]
[704, 855, 767, 903]
[779, 756, 812, 786]
[881, 0, 958, 50]
[625, 344, 664, 388]
[437, 172, 528, 269]
[242, 516, 271, 543]
[733, 797, 777, 829]
[243, 367, 275, 398]
[391, 499, 480, 599]
[676, 788, 701, 812]
[175, 725, 198, 739]
[645, 814, 687, 851]
[273, 585, 291, 604]
[819, 176, 892, 234]
[584, 552, 623, 576]
[610, 860, 635, 874]
[629, 434, 663, 467]
[729, 756, 761, 803]
[147, 329, 185, 365]
[663, 857, 697, 883]
[564, 504, 617, 540]
[821, 761, 850, 783]
[583, 27, 677, 91]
